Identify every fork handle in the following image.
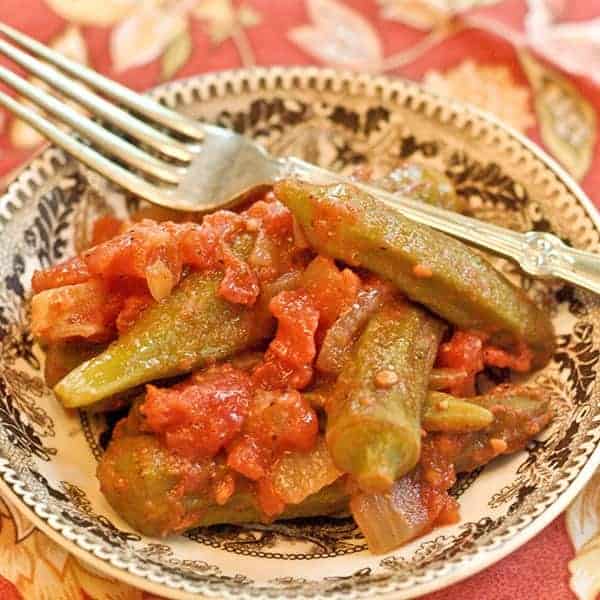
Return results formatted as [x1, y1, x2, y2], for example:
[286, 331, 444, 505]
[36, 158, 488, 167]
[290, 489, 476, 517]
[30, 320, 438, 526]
[284, 157, 600, 296]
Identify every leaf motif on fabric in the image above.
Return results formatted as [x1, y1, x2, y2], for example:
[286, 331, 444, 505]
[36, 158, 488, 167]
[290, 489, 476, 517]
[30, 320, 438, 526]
[288, 0, 382, 71]
[109, 2, 189, 72]
[34, 532, 69, 577]
[377, 0, 501, 30]
[567, 468, 600, 600]
[423, 60, 535, 133]
[567, 469, 600, 550]
[519, 50, 596, 181]
[193, 0, 261, 45]
[525, 0, 600, 87]
[161, 26, 192, 81]
[45, 0, 136, 25]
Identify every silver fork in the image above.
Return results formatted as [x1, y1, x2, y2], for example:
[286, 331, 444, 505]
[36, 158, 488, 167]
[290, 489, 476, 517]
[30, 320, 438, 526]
[0, 23, 599, 296]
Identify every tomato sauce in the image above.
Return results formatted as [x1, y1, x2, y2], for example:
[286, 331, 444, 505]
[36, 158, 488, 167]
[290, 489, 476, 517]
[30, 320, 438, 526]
[140, 364, 318, 516]
[30, 190, 309, 344]
[418, 436, 460, 529]
[437, 330, 534, 395]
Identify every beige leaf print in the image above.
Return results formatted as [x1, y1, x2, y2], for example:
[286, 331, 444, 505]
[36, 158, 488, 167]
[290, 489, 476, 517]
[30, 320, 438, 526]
[525, 0, 600, 87]
[110, 2, 189, 72]
[567, 468, 600, 600]
[45, 0, 136, 26]
[518, 49, 596, 181]
[9, 25, 88, 149]
[0, 507, 35, 582]
[161, 26, 192, 81]
[423, 60, 535, 133]
[289, 0, 383, 71]
[192, 0, 260, 66]
[377, 0, 502, 29]
[194, 0, 240, 44]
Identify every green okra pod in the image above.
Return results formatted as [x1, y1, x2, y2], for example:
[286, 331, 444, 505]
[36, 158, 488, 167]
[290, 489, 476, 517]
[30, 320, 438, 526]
[97, 434, 348, 537]
[54, 234, 276, 408]
[275, 180, 554, 368]
[326, 301, 445, 493]
[432, 385, 552, 473]
[423, 391, 495, 433]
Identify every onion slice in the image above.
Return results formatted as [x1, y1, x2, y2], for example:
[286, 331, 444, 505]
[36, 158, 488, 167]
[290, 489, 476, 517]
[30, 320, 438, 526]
[350, 475, 430, 554]
[316, 288, 382, 375]
[145, 258, 176, 301]
[270, 436, 341, 504]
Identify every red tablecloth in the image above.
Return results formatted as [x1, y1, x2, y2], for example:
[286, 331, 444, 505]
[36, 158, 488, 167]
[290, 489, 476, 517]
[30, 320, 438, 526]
[0, 2, 598, 599]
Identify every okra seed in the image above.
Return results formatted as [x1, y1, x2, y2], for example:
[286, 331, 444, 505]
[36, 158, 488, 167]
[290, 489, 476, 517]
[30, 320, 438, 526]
[413, 263, 433, 279]
[359, 395, 375, 407]
[490, 438, 508, 454]
[374, 369, 399, 388]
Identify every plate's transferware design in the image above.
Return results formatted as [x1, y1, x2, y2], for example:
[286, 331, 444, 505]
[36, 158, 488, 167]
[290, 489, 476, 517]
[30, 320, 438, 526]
[0, 67, 599, 600]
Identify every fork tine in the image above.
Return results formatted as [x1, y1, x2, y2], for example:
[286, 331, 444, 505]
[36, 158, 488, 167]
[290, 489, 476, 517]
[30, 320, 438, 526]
[0, 36, 194, 163]
[0, 65, 183, 185]
[0, 23, 205, 141]
[0, 89, 176, 208]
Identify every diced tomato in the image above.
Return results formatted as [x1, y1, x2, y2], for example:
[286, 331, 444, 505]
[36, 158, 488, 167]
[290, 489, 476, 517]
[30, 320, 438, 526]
[30, 279, 122, 343]
[252, 358, 313, 391]
[252, 290, 319, 390]
[179, 225, 219, 269]
[251, 390, 318, 454]
[483, 342, 533, 372]
[301, 256, 360, 329]
[437, 331, 486, 395]
[83, 220, 186, 291]
[267, 290, 319, 367]
[438, 331, 534, 395]
[116, 293, 153, 334]
[142, 365, 253, 461]
[438, 331, 485, 374]
[226, 435, 268, 481]
[31, 256, 90, 293]
[91, 215, 126, 246]
[245, 200, 294, 238]
[31, 190, 311, 342]
[226, 390, 318, 482]
[219, 249, 260, 305]
[202, 210, 245, 241]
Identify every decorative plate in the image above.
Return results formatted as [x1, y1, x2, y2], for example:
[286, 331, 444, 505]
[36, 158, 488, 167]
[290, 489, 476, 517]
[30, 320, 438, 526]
[0, 67, 599, 600]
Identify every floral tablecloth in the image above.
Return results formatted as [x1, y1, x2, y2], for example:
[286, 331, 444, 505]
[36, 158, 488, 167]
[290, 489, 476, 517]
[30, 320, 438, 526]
[0, 1, 599, 599]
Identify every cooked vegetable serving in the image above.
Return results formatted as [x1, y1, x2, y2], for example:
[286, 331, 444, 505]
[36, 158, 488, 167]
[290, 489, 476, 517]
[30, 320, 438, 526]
[30, 168, 555, 553]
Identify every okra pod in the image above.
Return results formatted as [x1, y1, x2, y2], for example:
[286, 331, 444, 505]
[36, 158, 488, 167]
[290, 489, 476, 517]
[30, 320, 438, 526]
[326, 301, 445, 492]
[435, 385, 552, 473]
[275, 180, 554, 367]
[423, 391, 494, 432]
[97, 434, 348, 537]
[43, 341, 106, 388]
[54, 235, 276, 408]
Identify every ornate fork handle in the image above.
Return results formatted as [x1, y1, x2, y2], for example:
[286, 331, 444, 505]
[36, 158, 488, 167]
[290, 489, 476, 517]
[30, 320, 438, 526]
[286, 157, 600, 296]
